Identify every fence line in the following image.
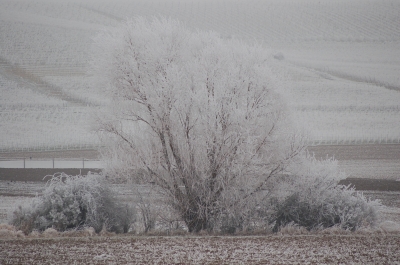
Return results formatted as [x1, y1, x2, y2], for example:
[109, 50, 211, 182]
[0, 135, 399, 153]
[307, 135, 400, 146]
[0, 143, 103, 154]
[0, 158, 103, 169]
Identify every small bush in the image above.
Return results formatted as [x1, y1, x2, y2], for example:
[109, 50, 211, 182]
[42, 228, 59, 238]
[207, 202, 268, 235]
[61, 227, 96, 237]
[269, 154, 380, 232]
[276, 222, 308, 235]
[0, 224, 25, 238]
[10, 205, 38, 235]
[11, 173, 135, 234]
[271, 184, 379, 232]
[218, 214, 244, 234]
[379, 221, 400, 233]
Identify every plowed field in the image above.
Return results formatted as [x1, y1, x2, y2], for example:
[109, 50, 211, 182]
[1, 235, 400, 264]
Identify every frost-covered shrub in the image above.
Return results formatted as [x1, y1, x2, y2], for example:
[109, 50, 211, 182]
[11, 173, 135, 234]
[203, 210, 245, 234]
[0, 224, 25, 238]
[276, 222, 308, 235]
[379, 221, 400, 233]
[203, 194, 272, 234]
[42, 227, 59, 238]
[269, 154, 380, 232]
[134, 187, 158, 233]
[271, 187, 378, 232]
[11, 205, 39, 235]
[218, 214, 244, 234]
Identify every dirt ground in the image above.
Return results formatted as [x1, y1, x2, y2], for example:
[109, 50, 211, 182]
[1, 234, 399, 264]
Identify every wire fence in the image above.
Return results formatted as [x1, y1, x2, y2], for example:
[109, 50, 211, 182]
[0, 143, 103, 154]
[0, 158, 102, 169]
[0, 135, 399, 154]
[307, 136, 400, 146]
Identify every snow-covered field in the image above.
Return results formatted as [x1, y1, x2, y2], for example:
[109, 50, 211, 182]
[0, 0, 399, 150]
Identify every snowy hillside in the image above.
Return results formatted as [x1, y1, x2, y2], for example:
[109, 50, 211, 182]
[0, 0, 399, 150]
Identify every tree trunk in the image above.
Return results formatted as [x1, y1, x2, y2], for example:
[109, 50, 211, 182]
[185, 215, 210, 233]
[180, 199, 213, 233]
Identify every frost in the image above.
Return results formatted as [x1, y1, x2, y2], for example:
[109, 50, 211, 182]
[10, 173, 135, 234]
[379, 221, 400, 233]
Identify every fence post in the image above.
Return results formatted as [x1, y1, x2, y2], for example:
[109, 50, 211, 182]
[83, 158, 85, 169]
[53, 158, 54, 169]
[24, 158, 25, 169]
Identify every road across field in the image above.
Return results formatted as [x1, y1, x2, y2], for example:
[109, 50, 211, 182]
[0, 144, 399, 187]
[1, 143, 398, 160]
[308, 144, 400, 181]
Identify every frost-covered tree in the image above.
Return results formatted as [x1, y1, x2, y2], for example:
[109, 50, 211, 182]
[91, 18, 333, 232]
[93, 18, 375, 232]
[92, 18, 380, 233]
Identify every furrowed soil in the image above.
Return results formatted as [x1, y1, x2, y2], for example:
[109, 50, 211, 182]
[1, 235, 400, 264]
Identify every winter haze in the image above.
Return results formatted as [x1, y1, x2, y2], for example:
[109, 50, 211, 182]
[0, 0, 399, 151]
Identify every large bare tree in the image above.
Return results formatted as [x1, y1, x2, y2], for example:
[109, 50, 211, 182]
[92, 18, 304, 232]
